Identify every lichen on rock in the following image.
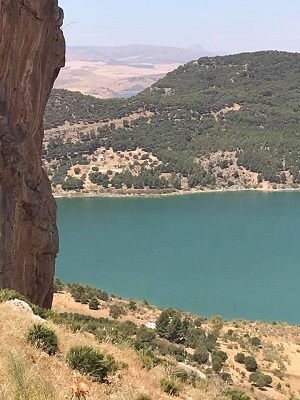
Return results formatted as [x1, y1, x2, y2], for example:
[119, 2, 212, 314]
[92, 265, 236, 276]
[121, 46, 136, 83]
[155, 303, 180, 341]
[0, 0, 65, 307]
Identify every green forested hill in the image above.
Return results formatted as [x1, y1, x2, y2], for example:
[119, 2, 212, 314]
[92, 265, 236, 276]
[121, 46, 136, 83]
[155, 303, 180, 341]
[44, 51, 300, 192]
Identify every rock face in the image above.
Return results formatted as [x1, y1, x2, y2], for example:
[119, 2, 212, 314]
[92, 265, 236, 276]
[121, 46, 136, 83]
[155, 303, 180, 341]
[0, 0, 65, 307]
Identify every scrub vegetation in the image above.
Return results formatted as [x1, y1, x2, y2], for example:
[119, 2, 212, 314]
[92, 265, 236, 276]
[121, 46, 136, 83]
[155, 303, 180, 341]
[1, 282, 300, 399]
[44, 51, 300, 195]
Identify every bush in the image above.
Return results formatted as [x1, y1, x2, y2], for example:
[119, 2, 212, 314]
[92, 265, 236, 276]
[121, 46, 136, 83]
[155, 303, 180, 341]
[226, 389, 251, 400]
[212, 357, 223, 373]
[134, 393, 152, 400]
[250, 337, 261, 347]
[249, 372, 272, 388]
[27, 324, 58, 355]
[66, 345, 111, 381]
[273, 368, 285, 379]
[136, 326, 156, 343]
[244, 356, 258, 372]
[109, 304, 125, 320]
[219, 160, 229, 169]
[53, 278, 64, 293]
[128, 299, 137, 310]
[89, 297, 99, 310]
[213, 350, 228, 363]
[193, 346, 209, 365]
[0, 289, 27, 303]
[160, 378, 181, 396]
[264, 374, 273, 385]
[234, 352, 245, 364]
[221, 372, 232, 382]
[137, 348, 160, 370]
[194, 317, 204, 327]
[62, 176, 84, 191]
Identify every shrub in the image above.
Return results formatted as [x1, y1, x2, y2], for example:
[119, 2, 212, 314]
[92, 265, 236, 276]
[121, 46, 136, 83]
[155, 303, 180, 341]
[219, 160, 229, 169]
[250, 337, 261, 347]
[212, 357, 223, 373]
[194, 317, 204, 327]
[193, 346, 209, 365]
[89, 297, 99, 310]
[109, 304, 125, 320]
[160, 378, 181, 396]
[226, 389, 251, 400]
[53, 278, 64, 293]
[273, 368, 285, 379]
[134, 393, 152, 400]
[206, 333, 217, 351]
[213, 350, 228, 363]
[221, 372, 232, 382]
[234, 352, 245, 364]
[211, 315, 223, 336]
[249, 371, 272, 388]
[27, 324, 58, 355]
[244, 356, 258, 372]
[66, 345, 111, 381]
[118, 320, 137, 336]
[211, 350, 228, 373]
[136, 326, 156, 343]
[0, 289, 27, 303]
[137, 348, 160, 370]
[264, 374, 272, 385]
[185, 327, 206, 349]
[128, 299, 137, 310]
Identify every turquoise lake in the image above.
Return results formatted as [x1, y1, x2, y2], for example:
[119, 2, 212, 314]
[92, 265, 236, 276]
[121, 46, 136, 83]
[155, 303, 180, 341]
[56, 192, 300, 324]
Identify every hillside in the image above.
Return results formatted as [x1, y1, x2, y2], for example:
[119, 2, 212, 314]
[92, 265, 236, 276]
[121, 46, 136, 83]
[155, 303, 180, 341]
[44, 51, 300, 196]
[0, 280, 300, 400]
[54, 45, 213, 99]
[2, 285, 300, 400]
[54, 61, 180, 99]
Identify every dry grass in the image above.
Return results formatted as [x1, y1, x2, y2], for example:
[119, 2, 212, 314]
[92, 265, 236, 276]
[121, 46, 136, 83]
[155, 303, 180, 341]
[0, 304, 210, 400]
[52, 292, 160, 326]
[54, 60, 179, 99]
[220, 321, 300, 399]
[4, 299, 300, 400]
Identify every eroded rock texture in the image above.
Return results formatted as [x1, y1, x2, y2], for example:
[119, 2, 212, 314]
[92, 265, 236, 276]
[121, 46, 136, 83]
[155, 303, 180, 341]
[0, 0, 65, 307]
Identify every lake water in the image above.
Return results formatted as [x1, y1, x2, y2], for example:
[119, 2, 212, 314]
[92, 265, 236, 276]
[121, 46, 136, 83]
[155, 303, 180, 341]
[56, 192, 300, 324]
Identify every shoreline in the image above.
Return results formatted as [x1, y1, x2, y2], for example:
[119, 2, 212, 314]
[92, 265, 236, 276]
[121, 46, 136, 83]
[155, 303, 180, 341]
[53, 185, 300, 199]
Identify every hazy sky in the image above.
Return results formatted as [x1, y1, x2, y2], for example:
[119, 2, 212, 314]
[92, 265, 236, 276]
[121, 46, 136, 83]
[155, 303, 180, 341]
[59, 0, 300, 54]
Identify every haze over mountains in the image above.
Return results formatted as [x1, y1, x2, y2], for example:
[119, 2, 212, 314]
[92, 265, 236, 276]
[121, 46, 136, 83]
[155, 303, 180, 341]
[66, 44, 214, 64]
[54, 44, 216, 98]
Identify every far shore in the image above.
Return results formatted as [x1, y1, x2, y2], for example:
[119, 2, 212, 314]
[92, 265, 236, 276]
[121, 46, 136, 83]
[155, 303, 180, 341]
[53, 185, 300, 199]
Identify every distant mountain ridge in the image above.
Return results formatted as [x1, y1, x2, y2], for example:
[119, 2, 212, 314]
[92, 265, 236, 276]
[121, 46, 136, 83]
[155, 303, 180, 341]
[46, 51, 300, 194]
[66, 44, 214, 65]
[55, 44, 215, 99]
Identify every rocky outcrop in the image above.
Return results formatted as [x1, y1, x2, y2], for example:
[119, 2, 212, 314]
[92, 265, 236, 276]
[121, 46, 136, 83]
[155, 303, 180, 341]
[0, 0, 65, 307]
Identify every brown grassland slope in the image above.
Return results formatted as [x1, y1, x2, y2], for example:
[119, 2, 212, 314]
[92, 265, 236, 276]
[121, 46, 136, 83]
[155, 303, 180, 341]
[1, 289, 300, 400]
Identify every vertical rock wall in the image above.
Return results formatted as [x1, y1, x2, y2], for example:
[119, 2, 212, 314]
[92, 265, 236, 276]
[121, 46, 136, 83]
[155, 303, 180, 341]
[0, 0, 65, 307]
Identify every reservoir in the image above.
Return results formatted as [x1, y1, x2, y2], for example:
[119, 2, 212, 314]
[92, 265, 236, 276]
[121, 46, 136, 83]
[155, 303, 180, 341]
[56, 192, 300, 324]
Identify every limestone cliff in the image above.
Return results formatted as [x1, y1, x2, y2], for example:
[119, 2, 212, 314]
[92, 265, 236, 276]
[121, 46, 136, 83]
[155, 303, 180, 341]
[0, 0, 65, 307]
